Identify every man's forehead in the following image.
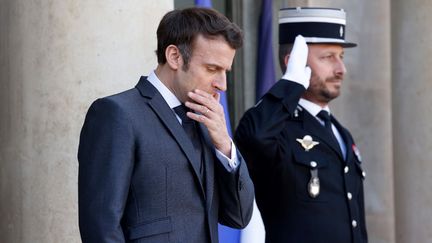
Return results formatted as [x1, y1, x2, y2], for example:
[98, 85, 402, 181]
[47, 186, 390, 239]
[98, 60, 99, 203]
[309, 44, 344, 53]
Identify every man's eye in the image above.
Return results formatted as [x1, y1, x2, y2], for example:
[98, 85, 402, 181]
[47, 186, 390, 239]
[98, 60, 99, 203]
[320, 54, 337, 61]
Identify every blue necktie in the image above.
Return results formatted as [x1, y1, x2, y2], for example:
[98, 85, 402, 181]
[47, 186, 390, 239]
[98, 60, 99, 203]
[317, 110, 339, 146]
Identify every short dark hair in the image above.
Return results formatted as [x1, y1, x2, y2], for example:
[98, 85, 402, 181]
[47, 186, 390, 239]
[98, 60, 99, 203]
[278, 43, 293, 73]
[156, 7, 243, 69]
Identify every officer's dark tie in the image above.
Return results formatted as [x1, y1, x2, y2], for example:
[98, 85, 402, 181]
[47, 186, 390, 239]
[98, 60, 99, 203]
[317, 110, 339, 146]
[174, 105, 204, 177]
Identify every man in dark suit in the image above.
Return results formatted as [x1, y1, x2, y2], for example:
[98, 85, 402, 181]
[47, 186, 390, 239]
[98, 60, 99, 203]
[235, 7, 367, 243]
[78, 7, 254, 243]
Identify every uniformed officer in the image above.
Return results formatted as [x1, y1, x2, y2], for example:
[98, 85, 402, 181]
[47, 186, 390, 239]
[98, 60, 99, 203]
[235, 7, 368, 243]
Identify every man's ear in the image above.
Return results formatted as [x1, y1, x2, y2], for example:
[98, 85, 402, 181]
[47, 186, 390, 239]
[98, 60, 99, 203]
[284, 54, 290, 67]
[165, 44, 183, 70]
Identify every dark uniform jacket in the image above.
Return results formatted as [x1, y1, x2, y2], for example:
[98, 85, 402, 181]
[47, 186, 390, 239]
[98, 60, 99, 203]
[235, 79, 367, 243]
[78, 77, 254, 243]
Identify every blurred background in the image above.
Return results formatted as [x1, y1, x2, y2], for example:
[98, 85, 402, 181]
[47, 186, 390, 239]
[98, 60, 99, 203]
[1, 0, 430, 242]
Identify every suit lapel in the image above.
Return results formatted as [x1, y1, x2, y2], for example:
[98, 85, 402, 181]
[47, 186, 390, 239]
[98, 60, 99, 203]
[302, 110, 344, 160]
[136, 77, 206, 195]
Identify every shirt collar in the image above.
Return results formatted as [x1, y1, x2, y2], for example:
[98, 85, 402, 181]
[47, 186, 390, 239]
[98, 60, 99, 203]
[299, 98, 331, 117]
[147, 70, 181, 109]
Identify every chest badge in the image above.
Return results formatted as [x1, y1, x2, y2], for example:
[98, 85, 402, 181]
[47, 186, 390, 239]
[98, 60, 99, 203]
[296, 135, 319, 151]
[308, 165, 320, 198]
[352, 144, 362, 162]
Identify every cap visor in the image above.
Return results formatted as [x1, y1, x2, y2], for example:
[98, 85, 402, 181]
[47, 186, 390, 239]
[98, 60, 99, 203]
[307, 41, 357, 48]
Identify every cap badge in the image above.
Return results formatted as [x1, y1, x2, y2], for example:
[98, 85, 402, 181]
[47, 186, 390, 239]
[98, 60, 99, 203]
[340, 26, 344, 37]
[297, 135, 319, 151]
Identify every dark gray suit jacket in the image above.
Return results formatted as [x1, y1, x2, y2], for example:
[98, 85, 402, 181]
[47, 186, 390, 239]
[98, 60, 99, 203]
[78, 76, 254, 243]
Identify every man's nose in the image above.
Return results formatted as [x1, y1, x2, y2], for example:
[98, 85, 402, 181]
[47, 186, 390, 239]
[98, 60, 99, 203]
[334, 59, 347, 76]
[213, 72, 227, 92]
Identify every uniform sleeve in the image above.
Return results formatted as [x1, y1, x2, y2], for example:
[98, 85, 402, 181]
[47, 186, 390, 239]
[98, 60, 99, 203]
[234, 79, 305, 172]
[78, 98, 135, 243]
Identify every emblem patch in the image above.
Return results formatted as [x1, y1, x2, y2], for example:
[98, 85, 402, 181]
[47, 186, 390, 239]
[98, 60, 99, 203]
[352, 144, 362, 162]
[296, 135, 319, 151]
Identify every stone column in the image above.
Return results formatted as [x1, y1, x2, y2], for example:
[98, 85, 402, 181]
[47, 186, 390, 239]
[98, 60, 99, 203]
[279, 1, 396, 242]
[0, 1, 172, 242]
[327, 1, 395, 243]
[392, 0, 432, 242]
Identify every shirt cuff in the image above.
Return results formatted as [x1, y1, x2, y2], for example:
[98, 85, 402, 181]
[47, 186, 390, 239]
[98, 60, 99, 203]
[215, 140, 239, 172]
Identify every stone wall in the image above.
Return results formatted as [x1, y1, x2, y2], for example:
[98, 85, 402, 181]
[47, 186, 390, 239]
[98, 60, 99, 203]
[0, 1, 172, 242]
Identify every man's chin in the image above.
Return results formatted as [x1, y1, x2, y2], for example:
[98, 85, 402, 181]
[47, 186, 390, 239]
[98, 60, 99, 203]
[323, 89, 341, 101]
[329, 91, 341, 100]
[328, 83, 342, 93]
[329, 81, 342, 87]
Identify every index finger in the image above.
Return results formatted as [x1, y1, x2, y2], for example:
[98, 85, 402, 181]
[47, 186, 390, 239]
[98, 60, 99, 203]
[188, 90, 218, 110]
[288, 35, 308, 68]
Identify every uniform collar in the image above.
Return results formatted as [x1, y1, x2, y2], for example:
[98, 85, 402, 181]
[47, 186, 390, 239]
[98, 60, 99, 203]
[299, 98, 331, 117]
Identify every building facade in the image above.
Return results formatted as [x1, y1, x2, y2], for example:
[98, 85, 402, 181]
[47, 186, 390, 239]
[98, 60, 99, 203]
[1, 0, 431, 242]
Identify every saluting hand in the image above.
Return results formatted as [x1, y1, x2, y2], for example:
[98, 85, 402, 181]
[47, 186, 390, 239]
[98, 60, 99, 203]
[282, 35, 311, 88]
[185, 89, 232, 157]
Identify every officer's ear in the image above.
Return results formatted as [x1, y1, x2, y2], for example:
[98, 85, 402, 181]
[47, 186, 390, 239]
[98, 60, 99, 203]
[284, 54, 290, 67]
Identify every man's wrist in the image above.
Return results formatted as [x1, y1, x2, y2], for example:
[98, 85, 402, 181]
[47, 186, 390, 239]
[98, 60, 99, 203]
[281, 73, 310, 89]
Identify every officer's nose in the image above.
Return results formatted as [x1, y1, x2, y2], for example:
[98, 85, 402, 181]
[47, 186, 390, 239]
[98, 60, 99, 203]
[334, 58, 347, 76]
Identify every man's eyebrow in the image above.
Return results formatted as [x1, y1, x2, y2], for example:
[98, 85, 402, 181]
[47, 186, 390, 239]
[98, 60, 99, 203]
[321, 50, 344, 56]
[206, 63, 232, 72]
